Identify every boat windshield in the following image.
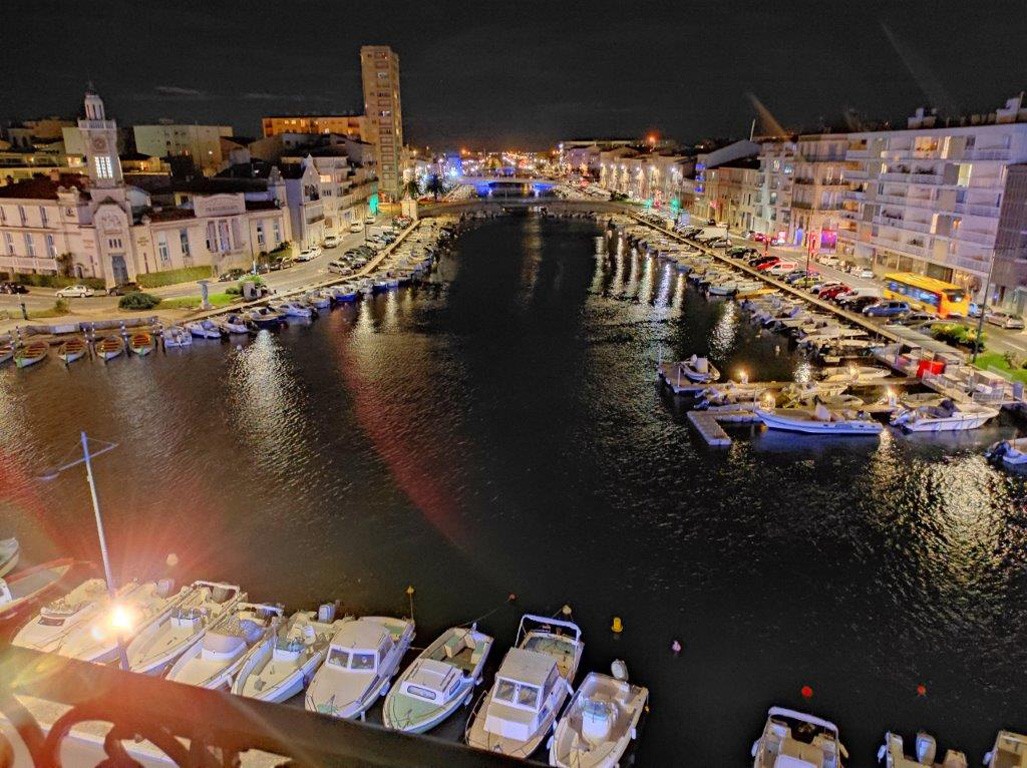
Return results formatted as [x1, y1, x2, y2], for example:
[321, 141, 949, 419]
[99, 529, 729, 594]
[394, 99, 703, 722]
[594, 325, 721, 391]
[351, 652, 376, 671]
[327, 648, 350, 668]
[494, 678, 540, 711]
[406, 684, 437, 701]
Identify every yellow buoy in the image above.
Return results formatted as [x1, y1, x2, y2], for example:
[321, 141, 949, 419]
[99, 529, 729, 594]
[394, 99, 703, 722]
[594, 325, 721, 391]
[611, 616, 623, 633]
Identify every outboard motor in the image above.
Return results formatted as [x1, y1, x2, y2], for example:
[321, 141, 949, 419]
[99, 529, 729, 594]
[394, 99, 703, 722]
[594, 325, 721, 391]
[916, 732, 937, 765]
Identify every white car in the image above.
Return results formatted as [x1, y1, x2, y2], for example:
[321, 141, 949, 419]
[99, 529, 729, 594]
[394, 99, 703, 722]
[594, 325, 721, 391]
[856, 268, 875, 279]
[985, 311, 1026, 330]
[323, 235, 339, 249]
[295, 247, 322, 262]
[56, 285, 95, 298]
[349, 221, 364, 233]
[818, 256, 840, 267]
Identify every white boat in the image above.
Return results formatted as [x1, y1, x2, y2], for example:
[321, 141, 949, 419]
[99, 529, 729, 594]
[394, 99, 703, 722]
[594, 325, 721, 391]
[549, 662, 648, 768]
[466, 614, 584, 759]
[232, 606, 351, 703]
[383, 625, 494, 734]
[275, 302, 313, 318]
[332, 285, 358, 303]
[218, 314, 251, 334]
[820, 365, 891, 383]
[707, 281, 738, 296]
[984, 731, 1027, 768]
[986, 436, 1027, 466]
[0, 538, 19, 578]
[126, 580, 244, 675]
[878, 731, 967, 768]
[185, 319, 223, 339]
[166, 602, 282, 690]
[162, 326, 192, 347]
[305, 292, 331, 309]
[758, 404, 883, 436]
[12, 578, 112, 653]
[54, 579, 180, 664]
[0, 558, 78, 626]
[752, 707, 847, 768]
[305, 616, 416, 719]
[891, 399, 999, 432]
[676, 355, 720, 384]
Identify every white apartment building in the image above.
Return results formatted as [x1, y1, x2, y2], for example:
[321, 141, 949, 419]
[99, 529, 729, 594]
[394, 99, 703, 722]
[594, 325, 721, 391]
[361, 45, 403, 202]
[754, 138, 796, 237]
[840, 96, 1027, 298]
[133, 123, 233, 175]
[789, 134, 849, 250]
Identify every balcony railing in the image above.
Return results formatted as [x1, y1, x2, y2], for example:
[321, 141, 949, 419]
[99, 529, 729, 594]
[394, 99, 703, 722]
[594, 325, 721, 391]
[843, 169, 868, 180]
[963, 148, 1011, 161]
[0, 645, 527, 768]
[954, 202, 1001, 218]
[954, 228, 997, 246]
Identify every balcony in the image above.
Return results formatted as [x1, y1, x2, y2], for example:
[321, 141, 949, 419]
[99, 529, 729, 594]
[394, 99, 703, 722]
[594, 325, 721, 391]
[954, 202, 1001, 218]
[954, 228, 997, 246]
[963, 147, 1011, 161]
[909, 173, 941, 185]
[0, 255, 58, 272]
[846, 148, 872, 158]
[843, 169, 868, 181]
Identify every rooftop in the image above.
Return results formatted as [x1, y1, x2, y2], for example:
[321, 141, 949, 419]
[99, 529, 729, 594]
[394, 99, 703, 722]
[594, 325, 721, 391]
[0, 174, 88, 200]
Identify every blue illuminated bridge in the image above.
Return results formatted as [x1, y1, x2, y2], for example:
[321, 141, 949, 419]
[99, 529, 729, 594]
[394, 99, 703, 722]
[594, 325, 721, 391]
[458, 175, 556, 197]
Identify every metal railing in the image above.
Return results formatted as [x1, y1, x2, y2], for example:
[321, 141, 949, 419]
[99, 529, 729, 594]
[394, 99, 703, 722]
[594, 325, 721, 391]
[0, 644, 531, 768]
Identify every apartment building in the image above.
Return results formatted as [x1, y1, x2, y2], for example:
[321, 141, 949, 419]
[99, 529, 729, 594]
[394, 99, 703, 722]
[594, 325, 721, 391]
[701, 158, 761, 232]
[261, 115, 369, 142]
[753, 138, 796, 238]
[839, 96, 1027, 299]
[360, 45, 403, 201]
[133, 123, 234, 175]
[789, 134, 850, 250]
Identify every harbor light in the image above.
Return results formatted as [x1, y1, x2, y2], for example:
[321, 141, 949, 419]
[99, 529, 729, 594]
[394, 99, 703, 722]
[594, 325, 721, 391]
[109, 603, 135, 633]
[738, 369, 748, 385]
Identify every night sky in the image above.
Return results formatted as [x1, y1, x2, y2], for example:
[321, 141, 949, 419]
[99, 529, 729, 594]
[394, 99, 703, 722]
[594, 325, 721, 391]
[2, 0, 1025, 149]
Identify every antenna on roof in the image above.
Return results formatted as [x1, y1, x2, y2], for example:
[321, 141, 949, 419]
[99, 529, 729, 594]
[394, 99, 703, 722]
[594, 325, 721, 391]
[749, 118, 756, 141]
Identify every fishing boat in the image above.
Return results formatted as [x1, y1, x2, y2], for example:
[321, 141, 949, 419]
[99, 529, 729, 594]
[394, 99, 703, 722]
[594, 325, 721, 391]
[891, 399, 999, 432]
[247, 307, 285, 329]
[233, 605, 350, 703]
[383, 625, 494, 734]
[466, 613, 584, 759]
[751, 707, 847, 768]
[0, 538, 18, 578]
[14, 341, 48, 369]
[0, 558, 85, 629]
[986, 437, 1027, 466]
[218, 314, 251, 334]
[877, 731, 967, 768]
[12, 578, 112, 652]
[549, 661, 649, 768]
[56, 337, 88, 363]
[166, 602, 282, 690]
[679, 355, 720, 383]
[129, 331, 154, 356]
[97, 335, 125, 361]
[305, 616, 416, 720]
[185, 319, 224, 339]
[757, 404, 883, 436]
[162, 326, 192, 347]
[55, 579, 180, 665]
[126, 580, 244, 675]
[984, 731, 1027, 768]
[0, 344, 13, 365]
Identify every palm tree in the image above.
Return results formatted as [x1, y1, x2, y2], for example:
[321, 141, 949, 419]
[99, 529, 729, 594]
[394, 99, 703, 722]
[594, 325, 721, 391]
[403, 179, 420, 199]
[425, 173, 445, 201]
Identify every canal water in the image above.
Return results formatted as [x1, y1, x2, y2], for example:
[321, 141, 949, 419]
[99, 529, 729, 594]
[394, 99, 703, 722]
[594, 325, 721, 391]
[2, 216, 1026, 765]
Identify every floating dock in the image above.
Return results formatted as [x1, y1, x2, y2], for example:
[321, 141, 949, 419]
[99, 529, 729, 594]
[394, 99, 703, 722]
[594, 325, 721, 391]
[687, 409, 760, 447]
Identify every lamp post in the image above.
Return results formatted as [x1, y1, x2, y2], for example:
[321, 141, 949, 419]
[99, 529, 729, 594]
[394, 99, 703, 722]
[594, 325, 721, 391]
[971, 251, 999, 364]
[40, 432, 129, 670]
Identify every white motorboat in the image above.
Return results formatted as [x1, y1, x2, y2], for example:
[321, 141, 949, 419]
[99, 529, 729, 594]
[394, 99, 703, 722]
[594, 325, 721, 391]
[305, 292, 331, 310]
[55, 579, 180, 664]
[0, 558, 79, 627]
[383, 625, 494, 734]
[878, 731, 967, 768]
[466, 614, 584, 759]
[166, 602, 282, 690]
[126, 580, 244, 675]
[162, 326, 192, 347]
[185, 319, 224, 339]
[891, 399, 999, 432]
[679, 355, 721, 384]
[757, 404, 883, 436]
[12, 578, 112, 653]
[0, 538, 19, 578]
[332, 285, 358, 303]
[232, 606, 351, 703]
[984, 731, 1027, 768]
[819, 365, 891, 383]
[218, 314, 251, 334]
[986, 436, 1027, 466]
[549, 661, 648, 768]
[305, 616, 416, 720]
[275, 302, 313, 318]
[782, 392, 866, 411]
[247, 307, 285, 329]
[752, 707, 847, 768]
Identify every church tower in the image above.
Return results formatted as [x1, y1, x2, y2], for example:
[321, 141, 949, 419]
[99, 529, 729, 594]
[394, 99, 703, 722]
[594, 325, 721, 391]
[79, 87, 123, 188]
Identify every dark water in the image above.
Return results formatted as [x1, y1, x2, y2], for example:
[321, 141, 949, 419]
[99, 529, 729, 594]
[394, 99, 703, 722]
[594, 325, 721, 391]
[2, 216, 1026, 766]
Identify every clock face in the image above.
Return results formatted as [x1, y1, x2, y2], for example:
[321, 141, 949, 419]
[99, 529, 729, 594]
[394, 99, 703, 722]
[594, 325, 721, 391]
[91, 137, 108, 152]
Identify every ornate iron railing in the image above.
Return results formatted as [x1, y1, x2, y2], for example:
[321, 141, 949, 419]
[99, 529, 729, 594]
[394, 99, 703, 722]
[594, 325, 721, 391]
[0, 644, 532, 768]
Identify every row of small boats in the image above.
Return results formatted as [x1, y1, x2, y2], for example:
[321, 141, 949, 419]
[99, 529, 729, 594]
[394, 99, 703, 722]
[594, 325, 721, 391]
[4, 554, 647, 766]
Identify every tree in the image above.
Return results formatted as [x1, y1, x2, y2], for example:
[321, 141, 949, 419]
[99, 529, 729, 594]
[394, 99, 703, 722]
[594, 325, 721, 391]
[56, 252, 74, 278]
[425, 173, 445, 201]
[403, 179, 420, 199]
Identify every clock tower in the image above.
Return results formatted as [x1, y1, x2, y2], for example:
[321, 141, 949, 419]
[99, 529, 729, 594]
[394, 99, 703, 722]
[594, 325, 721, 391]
[79, 87, 123, 188]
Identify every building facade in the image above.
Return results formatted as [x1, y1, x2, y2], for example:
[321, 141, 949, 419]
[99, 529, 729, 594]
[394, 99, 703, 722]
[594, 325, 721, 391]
[261, 115, 369, 142]
[133, 123, 233, 175]
[360, 45, 403, 202]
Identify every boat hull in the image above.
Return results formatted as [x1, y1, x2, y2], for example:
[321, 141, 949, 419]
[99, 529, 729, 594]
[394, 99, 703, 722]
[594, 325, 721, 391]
[759, 410, 882, 436]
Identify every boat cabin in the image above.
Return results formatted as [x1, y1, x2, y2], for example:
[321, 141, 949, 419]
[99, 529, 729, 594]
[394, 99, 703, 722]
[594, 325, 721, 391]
[401, 660, 462, 704]
[484, 648, 561, 740]
[326, 621, 393, 674]
[985, 731, 1027, 768]
[754, 708, 844, 768]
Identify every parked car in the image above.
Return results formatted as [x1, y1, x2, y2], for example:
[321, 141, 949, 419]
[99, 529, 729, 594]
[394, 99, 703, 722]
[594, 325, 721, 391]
[754, 258, 783, 272]
[295, 246, 322, 262]
[55, 285, 95, 298]
[217, 269, 245, 283]
[106, 281, 141, 295]
[349, 221, 365, 233]
[752, 232, 768, 243]
[819, 284, 851, 300]
[818, 255, 840, 267]
[323, 235, 339, 249]
[0, 281, 28, 294]
[892, 310, 936, 325]
[766, 261, 799, 276]
[750, 255, 779, 268]
[838, 295, 880, 313]
[328, 261, 352, 275]
[863, 300, 911, 317]
[985, 310, 1026, 329]
[855, 268, 875, 279]
[968, 302, 983, 318]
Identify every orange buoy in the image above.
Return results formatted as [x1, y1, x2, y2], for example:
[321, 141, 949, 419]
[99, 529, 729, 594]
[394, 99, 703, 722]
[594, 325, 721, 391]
[801, 685, 814, 699]
[916, 684, 927, 697]
[611, 616, 623, 634]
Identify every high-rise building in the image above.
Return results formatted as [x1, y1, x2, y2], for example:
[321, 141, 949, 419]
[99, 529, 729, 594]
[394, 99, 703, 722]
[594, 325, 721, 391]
[360, 45, 403, 201]
[261, 115, 369, 142]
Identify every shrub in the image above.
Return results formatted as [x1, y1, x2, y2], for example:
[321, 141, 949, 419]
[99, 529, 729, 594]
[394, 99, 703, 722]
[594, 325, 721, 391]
[52, 298, 70, 316]
[1004, 351, 1024, 370]
[930, 322, 985, 349]
[15, 274, 104, 290]
[225, 285, 241, 295]
[118, 292, 161, 310]
[136, 266, 214, 289]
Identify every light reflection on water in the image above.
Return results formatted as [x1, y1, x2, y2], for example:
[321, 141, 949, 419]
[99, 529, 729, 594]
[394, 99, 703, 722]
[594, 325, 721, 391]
[0, 217, 1024, 766]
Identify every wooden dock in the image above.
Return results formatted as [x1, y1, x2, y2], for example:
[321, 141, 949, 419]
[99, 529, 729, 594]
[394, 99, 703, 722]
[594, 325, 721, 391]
[687, 409, 760, 447]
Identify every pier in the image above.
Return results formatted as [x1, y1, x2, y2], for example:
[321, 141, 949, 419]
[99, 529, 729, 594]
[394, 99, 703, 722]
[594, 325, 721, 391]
[686, 409, 759, 447]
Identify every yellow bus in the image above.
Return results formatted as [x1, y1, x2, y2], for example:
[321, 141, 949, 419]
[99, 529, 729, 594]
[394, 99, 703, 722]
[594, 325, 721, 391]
[882, 272, 970, 318]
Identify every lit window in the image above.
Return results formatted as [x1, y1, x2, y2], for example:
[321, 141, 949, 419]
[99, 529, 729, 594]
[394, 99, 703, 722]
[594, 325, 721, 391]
[95, 155, 114, 180]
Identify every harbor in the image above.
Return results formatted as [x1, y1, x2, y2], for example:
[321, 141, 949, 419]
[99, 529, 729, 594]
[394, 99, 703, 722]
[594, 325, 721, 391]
[2, 213, 1027, 765]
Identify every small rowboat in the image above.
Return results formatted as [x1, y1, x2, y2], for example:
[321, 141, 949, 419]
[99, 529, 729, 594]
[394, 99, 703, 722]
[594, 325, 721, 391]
[0, 345, 14, 365]
[14, 341, 48, 369]
[57, 337, 88, 363]
[97, 335, 125, 361]
[129, 331, 154, 356]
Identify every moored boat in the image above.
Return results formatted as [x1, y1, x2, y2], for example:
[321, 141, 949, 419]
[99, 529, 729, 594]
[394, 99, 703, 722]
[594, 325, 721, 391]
[891, 399, 999, 432]
[549, 661, 648, 768]
[984, 731, 1027, 768]
[129, 331, 154, 356]
[12, 578, 112, 652]
[185, 319, 224, 339]
[0, 558, 86, 631]
[218, 314, 251, 334]
[986, 436, 1027, 466]
[878, 731, 967, 768]
[275, 302, 313, 318]
[56, 337, 88, 363]
[680, 354, 720, 383]
[0, 344, 13, 365]
[757, 404, 882, 436]
[752, 707, 847, 768]
[247, 307, 285, 329]
[383, 625, 494, 734]
[14, 341, 48, 369]
[97, 335, 125, 361]
[162, 326, 192, 347]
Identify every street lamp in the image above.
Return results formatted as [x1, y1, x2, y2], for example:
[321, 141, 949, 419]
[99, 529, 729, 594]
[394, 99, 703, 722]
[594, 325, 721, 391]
[39, 431, 129, 670]
[971, 250, 1001, 364]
